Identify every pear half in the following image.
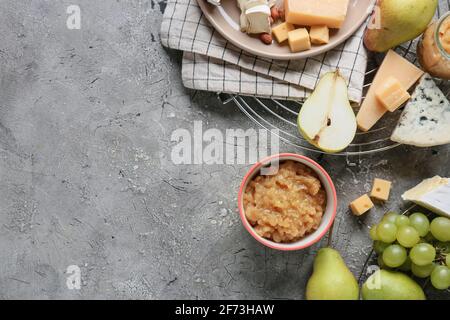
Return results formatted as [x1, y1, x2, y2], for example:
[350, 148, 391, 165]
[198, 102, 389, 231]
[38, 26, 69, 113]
[297, 71, 357, 153]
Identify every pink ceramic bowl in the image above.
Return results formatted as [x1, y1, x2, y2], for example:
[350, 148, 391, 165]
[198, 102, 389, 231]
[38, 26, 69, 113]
[238, 153, 338, 251]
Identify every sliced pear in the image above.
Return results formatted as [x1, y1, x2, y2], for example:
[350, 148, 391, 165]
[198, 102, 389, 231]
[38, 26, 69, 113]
[297, 70, 357, 153]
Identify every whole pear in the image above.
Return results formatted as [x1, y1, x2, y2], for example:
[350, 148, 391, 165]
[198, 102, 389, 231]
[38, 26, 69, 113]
[362, 269, 426, 300]
[306, 248, 359, 300]
[364, 0, 438, 52]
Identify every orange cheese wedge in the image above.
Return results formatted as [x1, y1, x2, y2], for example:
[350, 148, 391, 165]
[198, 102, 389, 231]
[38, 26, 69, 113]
[356, 50, 424, 132]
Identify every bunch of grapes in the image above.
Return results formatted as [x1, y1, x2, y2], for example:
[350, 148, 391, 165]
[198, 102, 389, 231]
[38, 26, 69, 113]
[370, 211, 450, 290]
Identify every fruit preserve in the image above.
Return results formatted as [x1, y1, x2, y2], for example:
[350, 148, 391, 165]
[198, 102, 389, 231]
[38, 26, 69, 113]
[243, 161, 326, 243]
[417, 12, 450, 80]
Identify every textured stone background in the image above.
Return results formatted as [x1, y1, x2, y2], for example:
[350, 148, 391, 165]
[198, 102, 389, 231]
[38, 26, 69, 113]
[0, 0, 448, 299]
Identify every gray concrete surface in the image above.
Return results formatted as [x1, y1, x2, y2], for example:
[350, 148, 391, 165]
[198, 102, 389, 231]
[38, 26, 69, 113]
[0, 0, 448, 299]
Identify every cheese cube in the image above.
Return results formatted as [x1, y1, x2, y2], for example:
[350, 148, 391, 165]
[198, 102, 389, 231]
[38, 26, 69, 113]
[356, 50, 424, 132]
[370, 178, 392, 201]
[288, 28, 311, 53]
[285, 0, 349, 29]
[350, 194, 374, 216]
[375, 76, 411, 112]
[272, 22, 295, 43]
[309, 25, 329, 45]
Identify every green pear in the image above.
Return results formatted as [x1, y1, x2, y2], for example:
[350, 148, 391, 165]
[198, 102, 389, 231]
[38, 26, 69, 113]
[306, 248, 359, 300]
[362, 269, 426, 300]
[364, 0, 438, 52]
[297, 70, 356, 153]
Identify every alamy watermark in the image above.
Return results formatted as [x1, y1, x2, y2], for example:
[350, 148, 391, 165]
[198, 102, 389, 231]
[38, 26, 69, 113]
[66, 5, 81, 30]
[365, 265, 382, 290]
[367, 3, 382, 30]
[170, 121, 280, 173]
[66, 265, 81, 290]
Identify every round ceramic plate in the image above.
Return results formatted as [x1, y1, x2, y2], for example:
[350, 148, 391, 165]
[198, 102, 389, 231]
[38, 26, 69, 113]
[197, 0, 375, 60]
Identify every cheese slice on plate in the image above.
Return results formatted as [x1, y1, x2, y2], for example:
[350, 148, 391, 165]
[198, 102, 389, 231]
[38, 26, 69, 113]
[402, 176, 450, 218]
[391, 74, 450, 147]
[356, 50, 424, 132]
[285, 0, 349, 29]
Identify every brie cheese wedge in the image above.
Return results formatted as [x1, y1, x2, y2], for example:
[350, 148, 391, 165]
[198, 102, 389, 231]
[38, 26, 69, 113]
[402, 176, 450, 218]
[237, 0, 271, 34]
[245, 4, 271, 34]
[391, 74, 450, 147]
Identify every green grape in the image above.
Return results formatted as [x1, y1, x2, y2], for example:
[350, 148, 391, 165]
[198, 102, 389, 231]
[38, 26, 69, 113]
[411, 263, 435, 278]
[382, 244, 407, 268]
[430, 217, 450, 242]
[373, 241, 389, 254]
[369, 225, 379, 241]
[398, 256, 412, 272]
[446, 255, 450, 268]
[395, 215, 410, 227]
[396, 225, 420, 248]
[383, 211, 400, 224]
[410, 243, 436, 266]
[377, 222, 398, 244]
[430, 266, 450, 290]
[409, 212, 430, 237]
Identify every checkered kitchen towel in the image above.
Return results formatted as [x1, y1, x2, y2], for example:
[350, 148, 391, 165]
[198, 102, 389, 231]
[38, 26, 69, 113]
[160, 0, 369, 102]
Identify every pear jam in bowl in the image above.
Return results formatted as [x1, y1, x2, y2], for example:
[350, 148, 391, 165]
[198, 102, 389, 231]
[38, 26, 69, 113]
[238, 154, 337, 251]
[418, 12, 450, 80]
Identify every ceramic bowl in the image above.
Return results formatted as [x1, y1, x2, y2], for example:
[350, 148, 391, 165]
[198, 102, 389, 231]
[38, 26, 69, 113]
[237, 153, 337, 250]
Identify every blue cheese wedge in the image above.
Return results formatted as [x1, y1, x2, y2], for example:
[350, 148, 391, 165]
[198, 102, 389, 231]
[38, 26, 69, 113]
[391, 74, 450, 147]
[402, 176, 450, 218]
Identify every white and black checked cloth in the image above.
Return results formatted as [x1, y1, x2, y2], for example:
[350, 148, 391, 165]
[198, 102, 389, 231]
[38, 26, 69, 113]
[160, 0, 370, 102]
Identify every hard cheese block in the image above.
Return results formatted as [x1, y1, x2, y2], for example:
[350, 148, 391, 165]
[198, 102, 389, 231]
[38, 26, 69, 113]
[350, 194, 374, 216]
[356, 50, 424, 132]
[310, 25, 329, 45]
[285, 0, 349, 29]
[391, 74, 450, 147]
[375, 76, 411, 112]
[288, 28, 311, 52]
[272, 22, 295, 43]
[371, 178, 392, 201]
[402, 176, 450, 218]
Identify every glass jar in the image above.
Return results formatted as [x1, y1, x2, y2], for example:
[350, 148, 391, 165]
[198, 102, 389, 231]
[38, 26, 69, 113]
[417, 12, 450, 80]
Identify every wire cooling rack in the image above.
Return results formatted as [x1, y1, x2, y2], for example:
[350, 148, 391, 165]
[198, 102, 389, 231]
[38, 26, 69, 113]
[219, 45, 450, 157]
